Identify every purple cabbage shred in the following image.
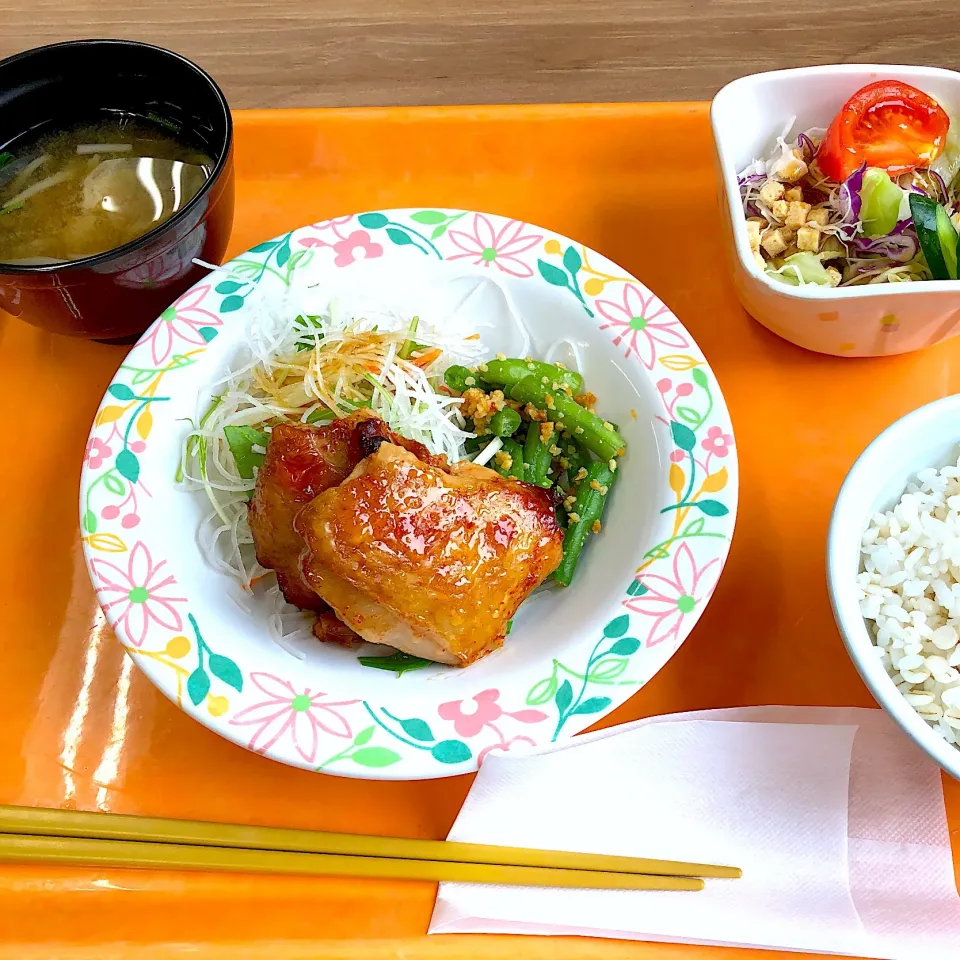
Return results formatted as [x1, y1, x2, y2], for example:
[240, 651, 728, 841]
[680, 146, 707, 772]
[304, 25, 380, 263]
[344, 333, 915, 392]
[849, 232, 918, 263]
[930, 169, 949, 199]
[838, 164, 867, 222]
[797, 132, 817, 160]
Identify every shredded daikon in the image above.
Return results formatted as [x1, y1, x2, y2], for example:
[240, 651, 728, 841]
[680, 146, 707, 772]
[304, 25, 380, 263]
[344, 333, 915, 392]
[2, 170, 70, 210]
[76, 143, 132, 154]
[179, 283, 494, 656]
[472, 436, 503, 466]
[178, 275, 583, 658]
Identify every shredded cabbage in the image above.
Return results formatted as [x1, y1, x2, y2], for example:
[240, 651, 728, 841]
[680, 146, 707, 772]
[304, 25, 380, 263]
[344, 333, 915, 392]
[765, 252, 833, 287]
[740, 118, 959, 287]
[859, 168, 903, 237]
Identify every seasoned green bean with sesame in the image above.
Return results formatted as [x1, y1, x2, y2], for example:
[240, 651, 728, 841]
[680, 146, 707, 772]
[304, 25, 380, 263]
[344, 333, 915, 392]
[482, 358, 584, 394]
[553, 461, 615, 586]
[523, 421, 554, 487]
[509, 375, 625, 462]
[489, 407, 522, 437]
[443, 364, 477, 394]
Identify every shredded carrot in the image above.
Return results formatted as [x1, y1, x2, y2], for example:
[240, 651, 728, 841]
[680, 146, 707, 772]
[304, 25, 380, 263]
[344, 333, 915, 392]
[412, 347, 443, 368]
[465, 333, 481, 341]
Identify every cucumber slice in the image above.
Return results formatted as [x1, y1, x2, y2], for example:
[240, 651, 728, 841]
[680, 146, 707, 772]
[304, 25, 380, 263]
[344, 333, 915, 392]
[910, 193, 956, 280]
[936, 204, 958, 280]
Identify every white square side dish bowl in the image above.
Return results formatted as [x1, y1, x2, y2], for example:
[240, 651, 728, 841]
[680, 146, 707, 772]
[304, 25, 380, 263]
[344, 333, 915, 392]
[827, 394, 960, 781]
[712, 64, 960, 358]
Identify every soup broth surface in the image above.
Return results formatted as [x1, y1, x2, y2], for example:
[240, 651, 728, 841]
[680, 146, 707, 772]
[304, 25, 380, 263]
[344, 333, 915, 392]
[0, 118, 212, 264]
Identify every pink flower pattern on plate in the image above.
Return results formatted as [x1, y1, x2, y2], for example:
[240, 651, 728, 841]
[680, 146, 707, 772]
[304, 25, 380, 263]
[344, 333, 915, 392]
[84, 437, 112, 469]
[702, 425, 734, 458]
[90, 541, 186, 647]
[447, 214, 543, 277]
[595, 283, 689, 369]
[624, 542, 720, 650]
[438, 689, 503, 737]
[331, 230, 383, 267]
[143, 284, 222, 366]
[438, 689, 547, 738]
[229, 673, 359, 764]
[78, 211, 735, 776]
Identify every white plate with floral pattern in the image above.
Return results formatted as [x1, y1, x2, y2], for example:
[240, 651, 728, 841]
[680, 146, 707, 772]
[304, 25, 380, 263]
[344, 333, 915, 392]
[80, 208, 738, 779]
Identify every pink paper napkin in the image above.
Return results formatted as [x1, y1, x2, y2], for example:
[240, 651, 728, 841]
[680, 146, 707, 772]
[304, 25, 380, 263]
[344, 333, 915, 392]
[430, 707, 960, 959]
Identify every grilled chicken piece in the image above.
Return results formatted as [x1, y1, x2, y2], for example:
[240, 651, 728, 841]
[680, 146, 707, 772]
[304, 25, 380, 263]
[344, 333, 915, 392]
[294, 443, 564, 666]
[312, 610, 361, 647]
[248, 413, 370, 610]
[248, 412, 444, 613]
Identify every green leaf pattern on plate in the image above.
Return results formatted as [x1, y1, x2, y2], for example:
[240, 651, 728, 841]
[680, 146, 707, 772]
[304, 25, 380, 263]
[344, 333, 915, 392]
[79, 208, 735, 775]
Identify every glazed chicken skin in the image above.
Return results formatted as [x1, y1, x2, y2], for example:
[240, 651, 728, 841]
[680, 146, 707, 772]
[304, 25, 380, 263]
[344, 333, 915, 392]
[248, 411, 444, 612]
[294, 442, 564, 666]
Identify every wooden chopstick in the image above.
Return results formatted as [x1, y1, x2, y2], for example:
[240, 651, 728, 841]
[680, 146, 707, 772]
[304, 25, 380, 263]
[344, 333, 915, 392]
[0, 834, 703, 891]
[0, 804, 740, 880]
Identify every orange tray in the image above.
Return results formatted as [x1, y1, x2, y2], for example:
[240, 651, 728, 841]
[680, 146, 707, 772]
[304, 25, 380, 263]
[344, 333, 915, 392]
[0, 103, 957, 958]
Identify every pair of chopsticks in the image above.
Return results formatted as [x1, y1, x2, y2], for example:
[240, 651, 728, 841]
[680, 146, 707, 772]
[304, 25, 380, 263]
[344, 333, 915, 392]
[0, 804, 740, 891]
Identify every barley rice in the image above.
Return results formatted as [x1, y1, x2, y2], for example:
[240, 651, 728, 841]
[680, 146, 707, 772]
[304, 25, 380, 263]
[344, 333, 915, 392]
[857, 455, 960, 748]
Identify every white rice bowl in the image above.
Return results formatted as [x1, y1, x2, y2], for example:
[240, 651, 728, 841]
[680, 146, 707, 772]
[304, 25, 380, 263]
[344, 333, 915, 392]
[857, 459, 960, 746]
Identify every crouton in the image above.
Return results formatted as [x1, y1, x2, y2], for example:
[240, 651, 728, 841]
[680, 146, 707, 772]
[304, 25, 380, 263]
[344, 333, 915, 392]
[760, 227, 789, 257]
[797, 224, 821, 253]
[785, 200, 812, 230]
[758, 180, 785, 205]
[746, 219, 765, 265]
[806, 206, 830, 227]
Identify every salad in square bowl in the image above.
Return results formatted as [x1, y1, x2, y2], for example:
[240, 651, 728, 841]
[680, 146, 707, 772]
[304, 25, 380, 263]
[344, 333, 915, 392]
[80, 209, 738, 779]
[713, 64, 960, 357]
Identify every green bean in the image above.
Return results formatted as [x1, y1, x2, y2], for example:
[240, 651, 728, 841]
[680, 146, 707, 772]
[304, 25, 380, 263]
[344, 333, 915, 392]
[510, 375, 626, 463]
[553, 461, 615, 587]
[493, 437, 526, 480]
[482, 358, 583, 394]
[561, 438, 592, 480]
[488, 406, 522, 437]
[443, 365, 474, 394]
[443, 364, 492, 395]
[523, 421, 554, 487]
[464, 435, 489, 454]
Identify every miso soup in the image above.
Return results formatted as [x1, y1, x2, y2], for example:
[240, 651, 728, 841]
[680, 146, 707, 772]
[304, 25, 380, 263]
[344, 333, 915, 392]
[0, 118, 213, 264]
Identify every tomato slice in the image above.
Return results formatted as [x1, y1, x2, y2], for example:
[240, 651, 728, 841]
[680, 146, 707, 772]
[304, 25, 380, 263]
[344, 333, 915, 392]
[816, 80, 950, 182]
